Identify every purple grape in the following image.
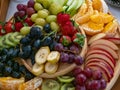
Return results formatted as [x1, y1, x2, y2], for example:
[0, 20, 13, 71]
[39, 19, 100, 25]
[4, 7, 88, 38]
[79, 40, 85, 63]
[91, 80, 101, 90]
[64, 47, 68, 51]
[93, 70, 102, 80]
[27, 0, 35, 8]
[14, 12, 19, 18]
[73, 67, 82, 76]
[26, 7, 35, 16]
[85, 81, 93, 90]
[75, 85, 86, 90]
[18, 11, 26, 18]
[17, 4, 24, 11]
[54, 43, 64, 52]
[70, 44, 80, 54]
[84, 67, 92, 78]
[100, 79, 107, 89]
[74, 56, 83, 65]
[75, 73, 87, 86]
[68, 53, 75, 63]
[60, 52, 69, 63]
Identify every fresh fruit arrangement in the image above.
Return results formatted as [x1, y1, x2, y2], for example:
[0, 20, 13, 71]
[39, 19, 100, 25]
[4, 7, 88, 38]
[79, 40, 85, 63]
[0, 0, 120, 90]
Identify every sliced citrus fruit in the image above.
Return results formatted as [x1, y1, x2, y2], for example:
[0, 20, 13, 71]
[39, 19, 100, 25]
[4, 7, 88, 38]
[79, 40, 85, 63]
[0, 77, 25, 90]
[92, 0, 102, 12]
[81, 21, 104, 35]
[18, 77, 43, 90]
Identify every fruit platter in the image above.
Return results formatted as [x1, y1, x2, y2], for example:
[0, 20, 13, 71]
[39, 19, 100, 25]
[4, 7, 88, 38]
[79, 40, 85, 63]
[0, 0, 120, 90]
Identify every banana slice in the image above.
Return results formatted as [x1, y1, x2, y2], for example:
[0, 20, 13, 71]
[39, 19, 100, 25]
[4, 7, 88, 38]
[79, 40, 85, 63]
[47, 51, 60, 64]
[32, 63, 44, 76]
[35, 46, 50, 65]
[45, 62, 58, 74]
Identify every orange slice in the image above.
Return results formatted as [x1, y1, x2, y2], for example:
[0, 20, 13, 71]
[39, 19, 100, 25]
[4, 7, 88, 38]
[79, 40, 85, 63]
[92, 0, 102, 12]
[81, 21, 104, 35]
[0, 77, 25, 90]
[103, 20, 118, 34]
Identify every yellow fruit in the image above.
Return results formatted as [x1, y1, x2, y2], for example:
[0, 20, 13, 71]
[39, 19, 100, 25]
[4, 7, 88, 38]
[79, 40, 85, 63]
[0, 77, 25, 90]
[103, 20, 118, 34]
[92, 0, 102, 12]
[18, 77, 43, 90]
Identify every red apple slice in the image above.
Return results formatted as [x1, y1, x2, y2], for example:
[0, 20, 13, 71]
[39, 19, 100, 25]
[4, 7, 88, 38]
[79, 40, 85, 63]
[89, 44, 118, 59]
[86, 64, 110, 82]
[86, 62, 113, 82]
[86, 53, 115, 68]
[105, 37, 120, 45]
[90, 39, 119, 50]
[85, 58, 114, 72]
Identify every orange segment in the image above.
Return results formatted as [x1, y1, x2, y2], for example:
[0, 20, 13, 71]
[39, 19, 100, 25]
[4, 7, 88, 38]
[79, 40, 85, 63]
[0, 77, 25, 90]
[92, 0, 102, 12]
[103, 20, 118, 33]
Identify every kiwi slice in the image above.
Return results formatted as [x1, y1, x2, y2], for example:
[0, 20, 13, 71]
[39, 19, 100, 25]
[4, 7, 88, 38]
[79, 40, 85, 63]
[0, 36, 9, 49]
[57, 76, 75, 83]
[41, 79, 60, 90]
[61, 83, 75, 90]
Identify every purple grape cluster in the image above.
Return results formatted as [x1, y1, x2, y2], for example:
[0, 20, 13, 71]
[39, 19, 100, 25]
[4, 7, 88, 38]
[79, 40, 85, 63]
[54, 43, 83, 65]
[73, 67, 107, 90]
[14, 0, 35, 20]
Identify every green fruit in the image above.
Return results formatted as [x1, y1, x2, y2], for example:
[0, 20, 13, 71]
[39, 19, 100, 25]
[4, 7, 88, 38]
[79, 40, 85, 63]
[46, 15, 56, 23]
[41, 79, 60, 90]
[31, 13, 38, 22]
[38, 10, 49, 18]
[34, 2, 43, 11]
[53, 0, 68, 6]
[49, 3, 63, 15]
[67, 0, 78, 12]
[4, 33, 16, 47]
[50, 22, 59, 32]
[67, 0, 74, 6]
[0, 36, 10, 49]
[35, 18, 46, 26]
[36, 0, 52, 8]
[76, 0, 84, 9]
[57, 76, 75, 83]
[20, 26, 31, 35]
[60, 83, 75, 90]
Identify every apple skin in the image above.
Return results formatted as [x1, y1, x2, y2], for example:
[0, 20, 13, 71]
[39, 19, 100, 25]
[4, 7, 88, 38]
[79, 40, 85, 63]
[90, 39, 119, 50]
[89, 44, 118, 59]
[85, 53, 115, 68]
[105, 37, 120, 45]
[86, 65, 110, 82]
[85, 58, 114, 73]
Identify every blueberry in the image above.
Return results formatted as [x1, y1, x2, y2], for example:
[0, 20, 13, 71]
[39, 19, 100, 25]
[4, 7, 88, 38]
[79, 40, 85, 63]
[43, 37, 52, 46]
[7, 60, 14, 67]
[1, 48, 8, 55]
[13, 62, 19, 71]
[25, 71, 34, 80]
[30, 52, 35, 65]
[49, 41, 56, 50]
[0, 62, 4, 73]
[7, 48, 14, 58]
[12, 48, 20, 57]
[20, 36, 31, 45]
[43, 24, 51, 33]
[33, 39, 41, 49]
[22, 45, 32, 58]
[4, 66, 12, 76]
[1, 55, 7, 63]
[30, 27, 42, 38]
[11, 71, 21, 78]
[19, 65, 27, 74]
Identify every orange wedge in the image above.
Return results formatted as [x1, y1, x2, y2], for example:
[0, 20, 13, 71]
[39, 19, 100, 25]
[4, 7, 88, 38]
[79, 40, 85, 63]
[81, 21, 104, 35]
[103, 20, 118, 34]
[92, 0, 102, 12]
[0, 77, 25, 90]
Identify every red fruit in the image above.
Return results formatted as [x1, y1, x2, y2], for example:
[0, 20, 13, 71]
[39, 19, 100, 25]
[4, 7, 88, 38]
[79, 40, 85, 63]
[14, 22, 23, 32]
[73, 67, 82, 76]
[24, 17, 33, 26]
[4, 22, 13, 33]
[60, 35, 72, 46]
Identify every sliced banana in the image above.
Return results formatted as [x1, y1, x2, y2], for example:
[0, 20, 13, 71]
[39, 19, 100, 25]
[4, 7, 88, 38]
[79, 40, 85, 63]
[45, 62, 58, 74]
[32, 63, 44, 76]
[47, 51, 60, 64]
[35, 46, 50, 65]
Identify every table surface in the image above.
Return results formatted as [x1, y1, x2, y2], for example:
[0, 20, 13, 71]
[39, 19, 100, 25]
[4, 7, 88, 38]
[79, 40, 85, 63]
[5, 1, 120, 90]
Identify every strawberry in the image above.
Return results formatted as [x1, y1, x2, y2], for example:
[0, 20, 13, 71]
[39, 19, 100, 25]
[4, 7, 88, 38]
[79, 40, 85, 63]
[60, 35, 72, 46]
[14, 22, 23, 32]
[4, 22, 13, 33]
[72, 33, 85, 47]
[24, 17, 33, 26]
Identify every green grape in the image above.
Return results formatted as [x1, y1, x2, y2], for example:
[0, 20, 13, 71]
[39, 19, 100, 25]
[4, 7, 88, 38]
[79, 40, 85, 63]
[34, 2, 43, 11]
[42, 9, 50, 15]
[49, 3, 63, 15]
[46, 15, 56, 23]
[35, 18, 46, 26]
[20, 26, 31, 35]
[50, 22, 60, 32]
[38, 10, 49, 18]
[36, 0, 52, 8]
[31, 13, 38, 22]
